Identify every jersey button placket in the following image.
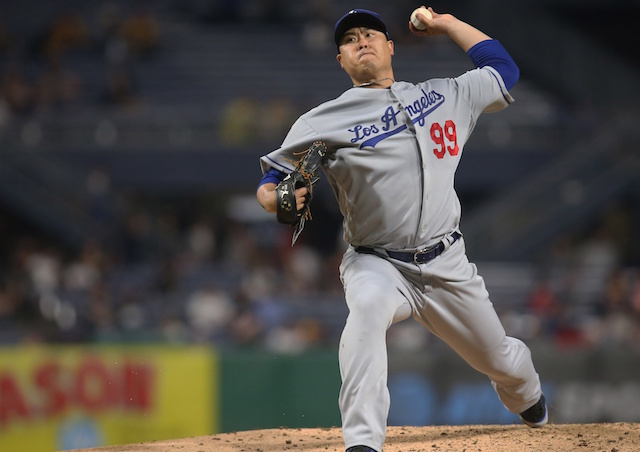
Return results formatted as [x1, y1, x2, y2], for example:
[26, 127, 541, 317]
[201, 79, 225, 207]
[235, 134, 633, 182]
[393, 91, 427, 244]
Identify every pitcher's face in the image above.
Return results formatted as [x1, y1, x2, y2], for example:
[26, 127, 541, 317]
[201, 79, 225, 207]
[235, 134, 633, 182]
[336, 27, 394, 83]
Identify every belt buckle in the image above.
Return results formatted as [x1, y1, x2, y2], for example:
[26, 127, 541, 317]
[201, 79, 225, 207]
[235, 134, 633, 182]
[413, 247, 433, 264]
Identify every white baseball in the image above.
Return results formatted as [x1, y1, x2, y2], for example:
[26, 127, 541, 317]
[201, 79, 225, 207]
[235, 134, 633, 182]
[410, 7, 432, 30]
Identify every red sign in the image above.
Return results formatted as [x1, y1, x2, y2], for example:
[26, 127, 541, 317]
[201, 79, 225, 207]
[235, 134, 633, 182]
[0, 357, 154, 427]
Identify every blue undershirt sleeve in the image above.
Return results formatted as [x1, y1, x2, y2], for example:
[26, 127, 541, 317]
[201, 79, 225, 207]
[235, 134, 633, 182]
[467, 39, 519, 91]
[258, 167, 286, 189]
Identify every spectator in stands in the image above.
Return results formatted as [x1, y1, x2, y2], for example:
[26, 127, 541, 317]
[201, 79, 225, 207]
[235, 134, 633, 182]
[598, 267, 631, 316]
[185, 216, 217, 262]
[186, 284, 235, 342]
[102, 65, 140, 109]
[219, 221, 259, 267]
[33, 11, 91, 60]
[2, 238, 63, 342]
[26, 244, 62, 296]
[575, 225, 620, 274]
[94, 3, 130, 67]
[218, 96, 259, 146]
[283, 245, 322, 294]
[87, 280, 115, 333]
[156, 256, 180, 293]
[120, 209, 156, 263]
[0, 276, 23, 323]
[257, 97, 298, 145]
[119, 9, 160, 56]
[95, 3, 123, 50]
[586, 267, 635, 347]
[33, 56, 82, 111]
[0, 66, 35, 115]
[63, 241, 107, 293]
[228, 288, 263, 345]
[527, 273, 560, 338]
[115, 289, 147, 332]
[265, 317, 327, 354]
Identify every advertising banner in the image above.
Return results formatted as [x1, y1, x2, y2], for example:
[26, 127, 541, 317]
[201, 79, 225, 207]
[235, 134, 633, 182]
[0, 345, 216, 451]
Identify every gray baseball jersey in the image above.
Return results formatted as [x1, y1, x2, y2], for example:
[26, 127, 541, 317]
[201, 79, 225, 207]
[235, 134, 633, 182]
[260, 66, 542, 451]
[261, 66, 512, 251]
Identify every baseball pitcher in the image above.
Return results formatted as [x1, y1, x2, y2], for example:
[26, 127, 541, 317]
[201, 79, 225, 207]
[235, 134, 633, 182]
[256, 7, 548, 452]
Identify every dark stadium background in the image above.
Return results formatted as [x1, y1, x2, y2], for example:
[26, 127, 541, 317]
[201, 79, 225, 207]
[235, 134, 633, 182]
[0, 0, 638, 450]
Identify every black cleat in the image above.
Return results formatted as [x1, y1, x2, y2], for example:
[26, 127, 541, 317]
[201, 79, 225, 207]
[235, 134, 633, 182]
[519, 393, 548, 427]
[346, 446, 378, 452]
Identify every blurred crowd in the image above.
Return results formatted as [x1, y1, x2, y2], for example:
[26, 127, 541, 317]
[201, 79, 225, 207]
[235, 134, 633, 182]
[500, 223, 640, 351]
[1, 186, 639, 353]
[0, 3, 160, 118]
[0, 163, 347, 352]
[0, 1, 330, 149]
[0, 0, 432, 126]
[0, 1, 638, 354]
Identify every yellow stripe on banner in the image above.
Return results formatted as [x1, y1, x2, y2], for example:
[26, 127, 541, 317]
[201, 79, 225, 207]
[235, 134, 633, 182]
[0, 345, 217, 452]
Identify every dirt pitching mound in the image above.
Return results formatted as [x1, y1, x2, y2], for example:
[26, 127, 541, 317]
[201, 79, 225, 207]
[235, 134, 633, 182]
[75, 423, 640, 451]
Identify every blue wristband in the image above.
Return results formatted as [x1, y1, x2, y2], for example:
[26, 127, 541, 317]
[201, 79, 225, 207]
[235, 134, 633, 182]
[258, 167, 286, 189]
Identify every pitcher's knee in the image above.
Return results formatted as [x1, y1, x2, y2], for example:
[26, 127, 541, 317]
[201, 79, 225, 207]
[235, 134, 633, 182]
[483, 338, 534, 381]
[346, 282, 402, 329]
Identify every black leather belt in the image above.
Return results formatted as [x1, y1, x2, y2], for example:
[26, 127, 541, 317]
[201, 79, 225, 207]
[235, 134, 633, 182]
[355, 232, 461, 264]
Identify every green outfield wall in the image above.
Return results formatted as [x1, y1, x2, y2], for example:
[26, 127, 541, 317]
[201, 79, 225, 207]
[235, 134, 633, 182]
[219, 348, 341, 432]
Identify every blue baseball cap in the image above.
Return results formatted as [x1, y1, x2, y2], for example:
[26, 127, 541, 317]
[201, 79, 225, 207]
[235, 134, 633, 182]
[334, 9, 390, 47]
